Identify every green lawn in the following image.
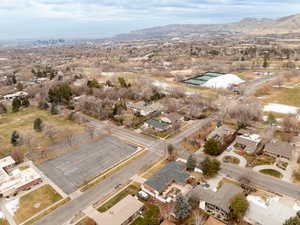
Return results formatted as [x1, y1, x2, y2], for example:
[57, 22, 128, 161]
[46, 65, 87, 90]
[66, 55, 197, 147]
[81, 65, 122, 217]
[97, 184, 140, 212]
[259, 169, 283, 178]
[131, 204, 160, 225]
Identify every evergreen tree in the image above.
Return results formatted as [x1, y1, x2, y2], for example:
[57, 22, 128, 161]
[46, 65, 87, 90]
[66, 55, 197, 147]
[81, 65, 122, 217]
[87, 79, 102, 89]
[200, 157, 221, 178]
[267, 113, 276, 125]
[11, 131, 21, 146]
[48, 83, 72, 105]
[174, 194, 191, 221]
[186, 154, 197, 171]
[0, 103, 7, 114]
[204, 138, 222, 156]
[229, 193, 249, 221]
[16, 83, 24, 91]
[33, 118, 43, 132]
[12, 97, 21, 112]
[21, 97, 30, 107]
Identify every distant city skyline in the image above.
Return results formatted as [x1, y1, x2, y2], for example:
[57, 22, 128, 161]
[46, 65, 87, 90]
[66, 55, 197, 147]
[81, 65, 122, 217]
[1, 0, 300, 40]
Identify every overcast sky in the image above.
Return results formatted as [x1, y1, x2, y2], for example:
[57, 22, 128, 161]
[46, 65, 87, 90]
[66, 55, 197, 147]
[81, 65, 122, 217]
[1, 0, 300, 40]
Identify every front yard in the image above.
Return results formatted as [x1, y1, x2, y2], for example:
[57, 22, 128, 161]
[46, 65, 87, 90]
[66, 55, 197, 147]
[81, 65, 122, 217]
[234, 150, 275, 167]
[131, 204, 161, 225]
[223, 155, 240, 164]
[181, 121, 216, 152]
[13, 184, 63, 224]
[251, 155, 276, 167]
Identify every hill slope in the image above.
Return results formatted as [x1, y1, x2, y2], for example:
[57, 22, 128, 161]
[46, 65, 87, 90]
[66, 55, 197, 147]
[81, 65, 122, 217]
[114, 14, 300, 40]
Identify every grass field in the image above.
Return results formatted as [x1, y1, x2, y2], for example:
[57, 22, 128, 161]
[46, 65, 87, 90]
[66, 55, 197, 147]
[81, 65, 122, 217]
[97, 184, 140, 213]
[0, 106, 84, 157]
[262, 87, 300, 107]
[14, 185, 63, 224]
[259, 169, 283, 178]
[23, 197, 70, 225]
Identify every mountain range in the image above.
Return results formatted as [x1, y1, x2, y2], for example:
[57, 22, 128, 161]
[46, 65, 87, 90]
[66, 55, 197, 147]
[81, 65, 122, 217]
[114, 13, 300, 40]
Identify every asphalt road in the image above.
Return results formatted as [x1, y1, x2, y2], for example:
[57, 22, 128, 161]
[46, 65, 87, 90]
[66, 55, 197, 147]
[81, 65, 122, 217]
[34, 151, 159, 225]
[222, 163, 300, 200]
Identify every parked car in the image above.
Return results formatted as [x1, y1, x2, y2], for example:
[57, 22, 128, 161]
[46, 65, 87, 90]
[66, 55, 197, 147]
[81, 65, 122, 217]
[137, 191, 149, 200]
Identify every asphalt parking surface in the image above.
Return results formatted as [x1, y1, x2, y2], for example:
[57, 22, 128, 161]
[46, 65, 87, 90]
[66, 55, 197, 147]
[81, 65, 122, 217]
[37, 136, 137, 194]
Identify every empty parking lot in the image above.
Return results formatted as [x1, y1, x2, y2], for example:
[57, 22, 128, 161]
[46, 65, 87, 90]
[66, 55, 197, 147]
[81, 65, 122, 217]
[37, 136, 137, 194]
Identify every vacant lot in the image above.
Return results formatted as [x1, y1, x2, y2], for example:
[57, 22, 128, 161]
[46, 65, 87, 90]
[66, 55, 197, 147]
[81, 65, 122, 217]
[37, 136, 137, 194]
[0, 106, 83, 157]
[14, 185, 62, 224]
[262, 87, 300, 107]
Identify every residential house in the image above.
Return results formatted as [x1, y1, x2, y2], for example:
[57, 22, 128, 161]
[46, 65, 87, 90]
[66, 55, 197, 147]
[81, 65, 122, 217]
[0, 157, 42, 197]
[264, 140, 294, 160]
[95, 195, 144, 225]
[142, 161, 192, 203]
[207, 125, 235, 145]
[235, 133, 262, 154]
[143, 119, 171, 132]
[160, 113, 184, 126]
[191, 182, 244, 221]
[127, 101, 163, 116]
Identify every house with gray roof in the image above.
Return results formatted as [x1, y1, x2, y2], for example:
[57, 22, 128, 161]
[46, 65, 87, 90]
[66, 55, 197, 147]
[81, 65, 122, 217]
[141, 161, 191, 203]
[264, 140, 294, 160]
[189, 182, 244, 221]
[143, 119, 171, 132]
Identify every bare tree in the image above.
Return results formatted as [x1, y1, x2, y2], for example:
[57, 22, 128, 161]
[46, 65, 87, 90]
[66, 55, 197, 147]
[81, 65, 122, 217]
[282, 115, 299, 134]
[11, 148, 24, 164]
[23, 132, 35, 153]
[86, 126, 96, 140]
[64, 128, 75, 147]
[260, 126, 275, 144]
[44, 125, 57, 143]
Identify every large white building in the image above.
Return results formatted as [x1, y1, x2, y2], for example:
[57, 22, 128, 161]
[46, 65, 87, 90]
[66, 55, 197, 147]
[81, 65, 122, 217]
[0, 157, 42, 197]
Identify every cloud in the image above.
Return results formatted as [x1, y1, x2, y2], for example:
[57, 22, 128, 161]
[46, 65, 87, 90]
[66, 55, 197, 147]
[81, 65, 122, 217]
[1, 0, 300, 39]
